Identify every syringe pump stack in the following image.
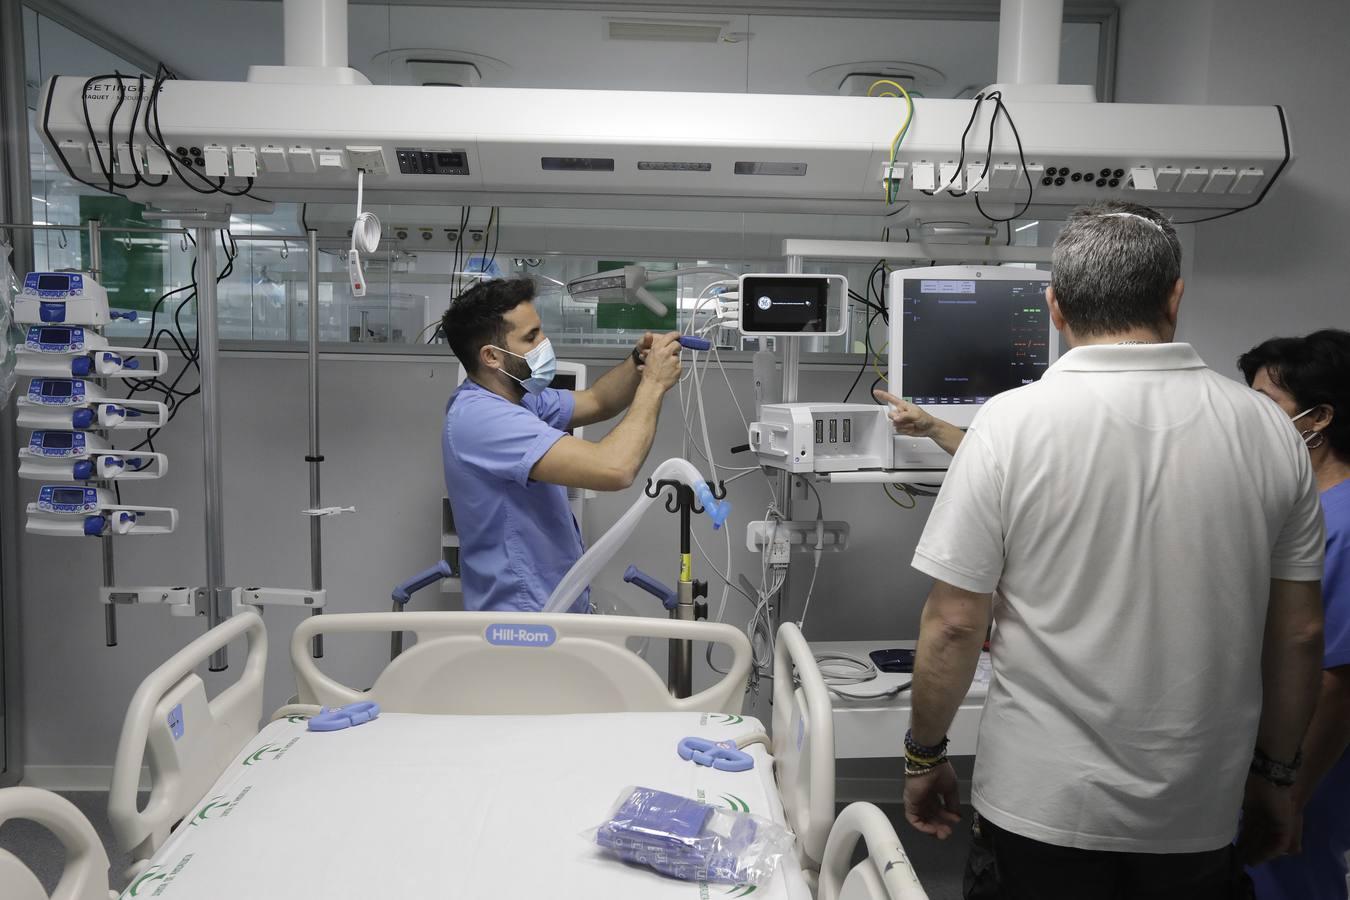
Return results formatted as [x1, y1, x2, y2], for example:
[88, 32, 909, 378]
[14, 272, 177, 537]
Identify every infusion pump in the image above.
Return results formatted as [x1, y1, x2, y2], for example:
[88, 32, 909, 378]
[748, 402, 951, 475]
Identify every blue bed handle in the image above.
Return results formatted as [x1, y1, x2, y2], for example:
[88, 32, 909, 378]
[391, 560, 454, 606]
[624, 564, 678, 611]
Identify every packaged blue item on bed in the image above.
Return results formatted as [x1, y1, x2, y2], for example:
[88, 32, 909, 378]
[589, 785, 794, 885]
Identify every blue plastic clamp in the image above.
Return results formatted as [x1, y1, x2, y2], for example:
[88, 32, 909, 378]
[677, 335, 712, 351]
[694, 483, 731, 530]
[307, 701, 381, 732]
[677, 736, 754, 772]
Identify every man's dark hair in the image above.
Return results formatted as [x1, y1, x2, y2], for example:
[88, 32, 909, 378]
[1239, 329, 1350, 457]
[441, 277, 536, 376]
[1051, 200, 1183, 337]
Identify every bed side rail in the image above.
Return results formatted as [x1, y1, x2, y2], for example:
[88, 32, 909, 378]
[108, 613, 266, 878]
[820, 802, 930, 900]
[291, 612, 751, 715]
[0, 787, 113, 900]
[772, 621, 835, 872]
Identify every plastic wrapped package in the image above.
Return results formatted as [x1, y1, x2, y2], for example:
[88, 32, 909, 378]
[590, 786, 794, 885]
[0, 239, 17, 409]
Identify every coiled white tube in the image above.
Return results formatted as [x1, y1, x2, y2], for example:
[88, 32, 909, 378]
[542, 457, 724, 613]
[349, 169, 381, 298]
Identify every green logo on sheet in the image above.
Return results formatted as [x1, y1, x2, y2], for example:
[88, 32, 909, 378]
[702, 714, 744, 726]
[719, 793, 751, 814]
[285, 714, 310, 724]
[189, 787, 251, 826]
[189, 797, 229, 827]
[244, 743, 283, 766]
[123, 854, 194, 898]
[125, 866, 165, 897]
[242, 736, 300, 766]
[695, 877, 757, 897]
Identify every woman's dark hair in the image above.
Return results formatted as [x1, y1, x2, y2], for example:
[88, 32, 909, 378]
[1239, 328, 1350, 457]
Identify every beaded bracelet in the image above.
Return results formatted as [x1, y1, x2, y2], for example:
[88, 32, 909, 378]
[905, 756, 948, 777]
[904, 729, 948, 760]
[903, 729, 949, 776]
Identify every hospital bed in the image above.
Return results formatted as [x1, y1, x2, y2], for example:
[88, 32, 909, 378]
[0, 788, 114, 900]
[1, 613, 928, 900]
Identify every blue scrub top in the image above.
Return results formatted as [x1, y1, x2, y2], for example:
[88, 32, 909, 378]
[442, 379, 588, 613]
[1250, 478, 1350, 900]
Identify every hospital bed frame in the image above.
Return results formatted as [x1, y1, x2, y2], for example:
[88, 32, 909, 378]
[108, 611, 760, 879]
[288, 610, 751, 715]
[0, 787, 115, 900]
[819, 802, 931, 900]
[76, 610, 927, 897]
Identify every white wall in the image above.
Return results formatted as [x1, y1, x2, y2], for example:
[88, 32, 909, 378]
[1118, 0, 1350, 371]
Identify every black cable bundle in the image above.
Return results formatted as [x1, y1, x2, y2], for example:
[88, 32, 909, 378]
[42, 65, 267, 201]
[123, 227, 238, 455]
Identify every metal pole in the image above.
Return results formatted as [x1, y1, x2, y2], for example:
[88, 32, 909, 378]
[668, 486, 694, 699]
[196, 227, 228, 670]
[284, 0, 349, 69]
[88, 220, 118, 647]
[306, 229, 324, 658]
[0, 0, 33, 786]
[774, 255, 804, 633]
[997, 0, 1065, 86]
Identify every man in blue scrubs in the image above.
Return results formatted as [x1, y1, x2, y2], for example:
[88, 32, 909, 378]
[439, 277, 683, 613]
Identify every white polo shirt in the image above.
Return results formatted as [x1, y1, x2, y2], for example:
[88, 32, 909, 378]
[912, 343, 1325, 853]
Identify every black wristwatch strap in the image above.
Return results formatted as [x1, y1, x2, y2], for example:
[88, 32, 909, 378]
[1251, 747, 1301, 787]
[630, 345, 643, 366]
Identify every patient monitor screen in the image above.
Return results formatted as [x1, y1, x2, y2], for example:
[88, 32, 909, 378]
[740, 276, 828, 333]
[900, 277, 1051, 404]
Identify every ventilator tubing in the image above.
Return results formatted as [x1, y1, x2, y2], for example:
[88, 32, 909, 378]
[542, 457, 726, 614]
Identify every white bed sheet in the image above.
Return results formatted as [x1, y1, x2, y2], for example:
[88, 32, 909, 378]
[121, 711, 810, 900]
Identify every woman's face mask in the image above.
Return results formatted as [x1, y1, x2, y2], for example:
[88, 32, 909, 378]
[1291, 407, 1324, 449]
[490, 338, 557, 394]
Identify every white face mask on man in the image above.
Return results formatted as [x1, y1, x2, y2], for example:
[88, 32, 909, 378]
[489, 338, 557, 394]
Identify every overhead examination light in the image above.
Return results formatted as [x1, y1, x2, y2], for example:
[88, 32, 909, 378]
[566, 265, 737, 316]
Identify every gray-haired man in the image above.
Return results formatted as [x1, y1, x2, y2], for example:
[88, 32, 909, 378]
[900, 200, 1326, 898]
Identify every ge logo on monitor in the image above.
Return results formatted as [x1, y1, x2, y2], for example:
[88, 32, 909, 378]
[757, 295, 773, 310]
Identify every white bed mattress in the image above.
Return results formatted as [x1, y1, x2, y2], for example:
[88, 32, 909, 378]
[121, 711, 810, 900]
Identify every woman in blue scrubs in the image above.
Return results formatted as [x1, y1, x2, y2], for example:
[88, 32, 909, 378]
[1241, 328, 1350, 900]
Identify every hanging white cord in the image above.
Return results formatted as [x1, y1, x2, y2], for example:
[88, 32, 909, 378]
[348, 169, 381, 298]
